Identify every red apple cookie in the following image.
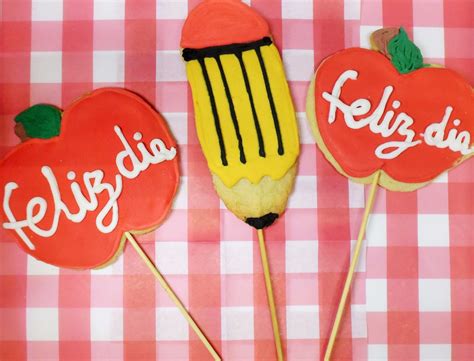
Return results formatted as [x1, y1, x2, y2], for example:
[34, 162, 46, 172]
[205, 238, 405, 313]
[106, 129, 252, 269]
[306, 28, 473, 191]
[0, 88, 179, 268]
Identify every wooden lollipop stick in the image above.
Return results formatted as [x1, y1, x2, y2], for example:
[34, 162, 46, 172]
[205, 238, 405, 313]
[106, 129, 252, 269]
[125, 232, 221, 361]
[324, 170, 381, 361]
[257, 229, 284, 361]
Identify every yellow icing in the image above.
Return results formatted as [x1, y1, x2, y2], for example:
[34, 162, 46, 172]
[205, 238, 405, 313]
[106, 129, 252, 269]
[186, 43, 299, 187]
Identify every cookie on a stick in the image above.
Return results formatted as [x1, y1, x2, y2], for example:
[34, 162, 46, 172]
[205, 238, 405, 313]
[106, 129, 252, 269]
[306, 28, 473, 360]
[181, 1, 300, 359]
[0, 88, 220, 360]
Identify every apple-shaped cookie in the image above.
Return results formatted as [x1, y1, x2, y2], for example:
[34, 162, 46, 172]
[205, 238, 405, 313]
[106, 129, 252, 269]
[0, 88, 179, 268]
[307, 28, 473, 191]
[307, 28, 473, 361]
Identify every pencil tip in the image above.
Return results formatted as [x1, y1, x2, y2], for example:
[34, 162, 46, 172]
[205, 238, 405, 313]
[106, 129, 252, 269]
[246, 213, 278, 229]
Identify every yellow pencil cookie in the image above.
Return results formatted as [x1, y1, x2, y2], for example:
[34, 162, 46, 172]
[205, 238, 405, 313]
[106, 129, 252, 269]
[181, 0, 299, 228]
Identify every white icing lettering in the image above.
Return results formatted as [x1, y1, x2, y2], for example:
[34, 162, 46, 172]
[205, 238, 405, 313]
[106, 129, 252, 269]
[115, 126, 176, 179]
[2, 125, 176, 249]
[424, 107, 474, 155]
[322, 70, 473, 159]
[3, 183, 36, 250]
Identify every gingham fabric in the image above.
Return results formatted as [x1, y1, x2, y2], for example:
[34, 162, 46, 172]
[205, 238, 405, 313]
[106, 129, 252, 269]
[0, 0, 472, 360]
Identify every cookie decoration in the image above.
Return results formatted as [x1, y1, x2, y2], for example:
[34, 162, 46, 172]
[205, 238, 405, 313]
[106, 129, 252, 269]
[14, 104, 62, 141]
[182, 1, 300, 359]
[1, 88, 179, 269]
[306, 28, 473, 361]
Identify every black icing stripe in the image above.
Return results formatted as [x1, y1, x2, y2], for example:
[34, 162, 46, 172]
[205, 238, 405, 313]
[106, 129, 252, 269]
[197, 58, 228, 166]
[182, 37, 272, 61]
[214, 55, 246, 164]
[255, 46, 284, 155]
[235, 51, 265, 157]
[184, 36, 285, 161]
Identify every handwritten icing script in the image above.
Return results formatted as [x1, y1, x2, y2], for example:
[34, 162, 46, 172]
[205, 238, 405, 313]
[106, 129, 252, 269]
[2, 126, 176, 250]
[322, 70, 473, 159]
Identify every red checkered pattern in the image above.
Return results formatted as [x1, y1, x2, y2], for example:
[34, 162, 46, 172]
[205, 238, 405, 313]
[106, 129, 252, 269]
[360, 1, 474, 360]
[0, 0, 472, 360]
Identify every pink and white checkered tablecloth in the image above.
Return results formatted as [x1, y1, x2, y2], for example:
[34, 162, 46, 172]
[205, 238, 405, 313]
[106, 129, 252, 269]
[1, 0, 473, 360]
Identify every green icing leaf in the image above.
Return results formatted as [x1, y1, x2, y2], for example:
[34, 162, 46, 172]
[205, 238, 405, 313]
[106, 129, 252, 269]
[387, 28, 426, 74]
[15, 104, 62, 139]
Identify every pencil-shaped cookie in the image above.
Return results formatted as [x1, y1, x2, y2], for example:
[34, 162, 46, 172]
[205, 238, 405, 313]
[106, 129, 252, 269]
[182, 1, 299, 359]
[182, 0, 299, 229]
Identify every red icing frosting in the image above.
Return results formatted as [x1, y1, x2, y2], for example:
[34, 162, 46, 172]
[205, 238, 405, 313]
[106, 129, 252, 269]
[0, 88, 179, 268]
[180, 0, 270, 48]
[313, 48, 473, 184]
